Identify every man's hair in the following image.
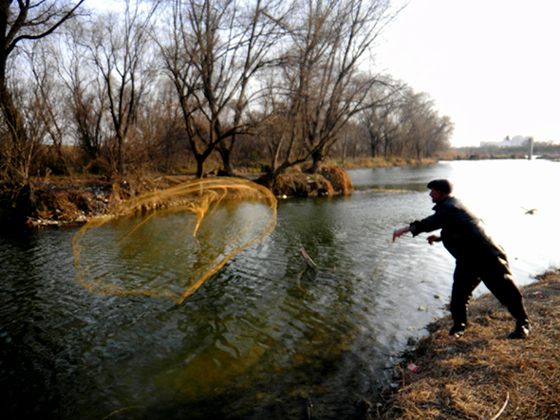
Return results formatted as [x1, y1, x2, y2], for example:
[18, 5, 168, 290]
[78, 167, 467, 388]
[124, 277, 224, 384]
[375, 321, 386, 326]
[427, 179, 453, 195]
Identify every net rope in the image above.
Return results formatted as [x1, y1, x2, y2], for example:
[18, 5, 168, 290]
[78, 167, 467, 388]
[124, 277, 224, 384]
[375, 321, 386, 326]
[73, 178, 277, 304]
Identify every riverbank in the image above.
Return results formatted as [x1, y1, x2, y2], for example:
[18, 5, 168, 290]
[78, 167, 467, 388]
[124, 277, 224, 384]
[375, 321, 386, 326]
[2, 157, 558, 419]
[3, 157, 433, 229]
[326, 156, 439, 169]
[377, 270, 560, 420]
[17, 167, 352, 228]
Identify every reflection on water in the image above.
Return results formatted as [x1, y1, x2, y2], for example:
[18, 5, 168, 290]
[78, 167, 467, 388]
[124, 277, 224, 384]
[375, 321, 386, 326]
[1, 160, 559, 419]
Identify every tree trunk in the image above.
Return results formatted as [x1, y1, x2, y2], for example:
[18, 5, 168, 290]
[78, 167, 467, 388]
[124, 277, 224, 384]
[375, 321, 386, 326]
[0, 82, 32, 184]
[217, 142, 234, 176]
[309, 151, 324, 174]
[255, 171, 275, 190]
[195, 156, 205, 179]
[117, 135, 124, 176]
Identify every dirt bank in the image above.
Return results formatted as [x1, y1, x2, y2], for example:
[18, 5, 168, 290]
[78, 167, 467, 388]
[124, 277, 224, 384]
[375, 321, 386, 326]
[23, 174, 173, 228]
[2, 157, 444, 229]
[377, 270, 560, 420]
[328, 156, 438, 170]
[1, 164, 354, 228]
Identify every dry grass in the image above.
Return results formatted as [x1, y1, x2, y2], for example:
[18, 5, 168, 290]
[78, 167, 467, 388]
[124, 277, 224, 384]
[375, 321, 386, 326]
[320, 165, 354, 193]
[28, 173, 169, 226]
[272, 173, 335, 197]
[327, 157, 438, 169]
[271, 164, 354, 197]
[20, 158, 426, 226]
[378, 271, 560, 420]
[24, 164, 356, 226]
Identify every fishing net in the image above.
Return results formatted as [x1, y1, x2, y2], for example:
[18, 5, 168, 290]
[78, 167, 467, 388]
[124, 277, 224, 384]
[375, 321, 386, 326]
[72, 178, 277, 304]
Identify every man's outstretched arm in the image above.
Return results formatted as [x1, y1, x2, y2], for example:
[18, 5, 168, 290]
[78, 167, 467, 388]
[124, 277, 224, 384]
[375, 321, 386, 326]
[393, 226, 410, 242]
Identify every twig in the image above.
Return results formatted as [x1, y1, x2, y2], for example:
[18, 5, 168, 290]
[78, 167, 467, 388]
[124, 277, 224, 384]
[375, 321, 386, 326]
[296, 269, 307, 292]
[307, 398, 313, 420]
[300, 247, 317, 270]
[490, 391, 509, 420]
[101, 406, 143, 420]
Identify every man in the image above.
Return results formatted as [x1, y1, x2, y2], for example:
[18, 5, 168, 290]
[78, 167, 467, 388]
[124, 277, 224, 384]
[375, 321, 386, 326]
[393, 179, 530, 339]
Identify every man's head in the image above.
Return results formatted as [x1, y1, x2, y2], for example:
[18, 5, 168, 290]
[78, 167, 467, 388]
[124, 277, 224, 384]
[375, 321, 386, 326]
[427, 179, 453, 203]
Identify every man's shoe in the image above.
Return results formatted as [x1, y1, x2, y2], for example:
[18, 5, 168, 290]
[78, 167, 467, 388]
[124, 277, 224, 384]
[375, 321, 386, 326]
[449, 324, 465, 338]
[507, 324, 530, 339]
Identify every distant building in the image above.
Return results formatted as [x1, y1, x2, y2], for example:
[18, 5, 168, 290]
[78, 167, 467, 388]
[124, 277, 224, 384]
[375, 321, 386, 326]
[480, 135, 531, 148]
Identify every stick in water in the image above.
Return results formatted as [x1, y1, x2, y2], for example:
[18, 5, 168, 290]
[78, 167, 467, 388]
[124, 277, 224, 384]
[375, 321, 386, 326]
[300, 247, 318, 270]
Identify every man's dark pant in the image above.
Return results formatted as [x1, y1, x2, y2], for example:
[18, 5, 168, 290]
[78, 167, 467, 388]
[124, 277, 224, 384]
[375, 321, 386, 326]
[451, 256, 529, 328]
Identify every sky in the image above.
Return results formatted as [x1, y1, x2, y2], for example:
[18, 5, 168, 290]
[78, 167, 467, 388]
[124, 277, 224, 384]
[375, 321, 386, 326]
[374, 0, 560, 147]
[92, 0, 559, 148]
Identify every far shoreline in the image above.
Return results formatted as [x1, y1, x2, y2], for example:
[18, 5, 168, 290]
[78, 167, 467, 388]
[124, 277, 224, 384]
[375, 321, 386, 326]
[2, 157, 437, 230]
[6, 153, 559, 230]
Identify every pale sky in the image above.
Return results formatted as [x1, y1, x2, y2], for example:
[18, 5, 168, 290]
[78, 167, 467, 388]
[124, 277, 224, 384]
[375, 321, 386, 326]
[375, 0, 560, 147]
[92, 0, 559, 148]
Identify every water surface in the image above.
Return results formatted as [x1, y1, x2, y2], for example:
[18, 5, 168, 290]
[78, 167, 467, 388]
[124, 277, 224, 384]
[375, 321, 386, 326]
[1, 159, 559, 419]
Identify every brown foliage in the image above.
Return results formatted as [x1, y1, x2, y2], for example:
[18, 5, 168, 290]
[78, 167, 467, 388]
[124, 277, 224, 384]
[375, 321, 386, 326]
[27, 174, 166, 226]
[32, 179, 111, 223]
[320, 165, 354, 194]
[272, 173, 334, 198]
[270, 164, 354, 197]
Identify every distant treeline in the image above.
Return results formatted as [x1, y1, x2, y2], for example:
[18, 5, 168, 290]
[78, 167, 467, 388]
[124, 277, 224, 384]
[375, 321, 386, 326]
[0, 0, 453, 191]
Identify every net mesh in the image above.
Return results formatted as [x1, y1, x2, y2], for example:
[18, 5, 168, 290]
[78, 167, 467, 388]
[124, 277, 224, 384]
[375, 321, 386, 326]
[72, 178, 277, 304]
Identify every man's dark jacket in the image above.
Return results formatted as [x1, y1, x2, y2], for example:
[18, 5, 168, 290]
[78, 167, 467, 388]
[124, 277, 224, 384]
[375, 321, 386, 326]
[408, 196, 506, 261]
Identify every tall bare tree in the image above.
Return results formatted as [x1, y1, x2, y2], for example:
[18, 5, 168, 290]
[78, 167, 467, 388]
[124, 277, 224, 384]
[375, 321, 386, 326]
[0, 0, 84, 185]
[81, 0, 159, 175]
[59, 20, 108, 169]
[361, 79, 402, 157]
[215, 0, 288, 175]
[255, 0, 396, 187]
[158, 0, 287, 178]
[26, 41, 73, 174]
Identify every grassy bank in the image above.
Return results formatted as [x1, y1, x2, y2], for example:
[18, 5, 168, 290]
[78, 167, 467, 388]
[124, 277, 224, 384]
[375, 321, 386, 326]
[5, 157, 435, 228]
[327, 156, 439, 170]
[377, 270, 560, 420]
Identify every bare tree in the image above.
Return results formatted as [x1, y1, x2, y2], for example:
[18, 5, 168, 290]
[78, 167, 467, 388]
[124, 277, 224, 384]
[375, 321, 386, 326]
[80, 0, 159, 175]
[359, 77, 401, 157]
[158, 0, 287, 178]
[398, 90, 452, 159]
[59, 21, 109, 169]
[26, 41, 73, 174]
[132, 78, 189, 171]
[0, 0, 84, 186]
[215, 0, 287, 175]
[255, 0, 396, 187]
[360, 85, 453, 160]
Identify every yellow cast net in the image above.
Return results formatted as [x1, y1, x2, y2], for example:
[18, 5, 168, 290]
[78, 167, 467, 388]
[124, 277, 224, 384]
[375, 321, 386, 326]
[72, 178, 277, 304]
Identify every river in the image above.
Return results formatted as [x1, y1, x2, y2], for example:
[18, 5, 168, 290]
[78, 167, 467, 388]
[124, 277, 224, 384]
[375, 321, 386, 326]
[1, 159, 559, 419]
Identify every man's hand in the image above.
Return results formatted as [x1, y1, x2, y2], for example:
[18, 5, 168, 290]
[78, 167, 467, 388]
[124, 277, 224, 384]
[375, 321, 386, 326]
[393, 227, 410, 242]
[427, 235, 442, 245]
